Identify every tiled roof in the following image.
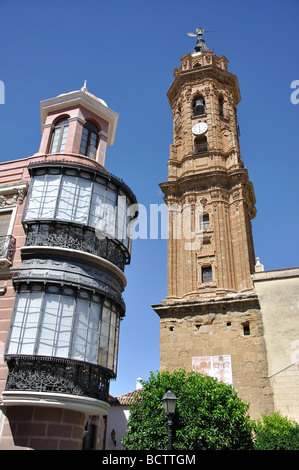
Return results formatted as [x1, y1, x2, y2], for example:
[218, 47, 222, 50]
[109, 388, 142, 406]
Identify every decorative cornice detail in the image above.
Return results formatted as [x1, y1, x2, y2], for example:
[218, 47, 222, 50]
[0, 181, 28, 207]
[0, 188, 26, 207]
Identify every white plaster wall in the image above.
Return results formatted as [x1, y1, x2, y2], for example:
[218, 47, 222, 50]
[105, 406, 130, 450]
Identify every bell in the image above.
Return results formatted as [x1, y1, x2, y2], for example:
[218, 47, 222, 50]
[193, 98, 205, 115]
[194, 98, 205, 107]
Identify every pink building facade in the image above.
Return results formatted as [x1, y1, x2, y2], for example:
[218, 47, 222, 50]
[0, 86, 138, 450]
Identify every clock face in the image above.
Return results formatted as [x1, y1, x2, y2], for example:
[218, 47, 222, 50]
[192, 122, 208, 135]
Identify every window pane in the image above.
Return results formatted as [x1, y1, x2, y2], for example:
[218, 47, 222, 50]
[101, 206, 116, 237]
[38, 293, 74, 357]
[116, 194, 126, 240]
[89, 182, 106, 228]
[79, 123, 98, 158]
[0, 212, 12, 237]
[38, 293, 59, 355]
[25, 175, 60, 221]
[25, 175, 46, 220]
[39, 175, 60, 219]
[19, 294, 42, 355]
[50, 128, 60, 153]
[88, 144, 96, 159]
[97, 301, 119, 372]
[98, 304, 110, 368]
[71, 298, 89, 361]
[59, 126, 69, 152]
[98, 336, 108, 367]
[50, 121, 69, 153]
[56, 176, 92, 224]
[70, 298, 101, 363]
[7, 292, 43, 355]
[73, 178, 92, 223]
[56, 175, 77, 221]
[86, 301, 101, 363]
[90, 133, 97, 144]
[79, 128, 89, 155]
[6, 294, 28, 354]
[202, 266, 212, 282]
[106, 186, 117, 205]
[113, 316, 120, 373]
[201, 214, 210, 230]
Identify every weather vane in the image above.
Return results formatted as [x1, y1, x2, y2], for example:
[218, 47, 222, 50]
[187, 28, 213, 52]
[187, 28, 206, 38]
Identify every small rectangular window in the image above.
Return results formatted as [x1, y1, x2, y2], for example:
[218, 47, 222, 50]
[202, 266, 212, 283]
[201, 214, 210, 230]
[0, 209, 16, 264]
[243, 323, 250, 336]
[0, 211, 12, 237]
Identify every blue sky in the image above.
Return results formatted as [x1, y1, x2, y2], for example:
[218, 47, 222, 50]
[0, 0, 298, 397]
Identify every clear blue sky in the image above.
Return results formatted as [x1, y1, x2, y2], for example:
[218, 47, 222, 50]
[0, 0, 298, 397]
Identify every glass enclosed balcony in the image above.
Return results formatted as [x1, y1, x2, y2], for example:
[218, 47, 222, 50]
[22, 163, 138, 269]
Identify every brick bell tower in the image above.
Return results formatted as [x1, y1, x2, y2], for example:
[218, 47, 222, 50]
[152, 29, 274, 419]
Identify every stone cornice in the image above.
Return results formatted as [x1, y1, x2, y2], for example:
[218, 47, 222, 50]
[152, 293, 260, 318]
[160, 168, 249, 195]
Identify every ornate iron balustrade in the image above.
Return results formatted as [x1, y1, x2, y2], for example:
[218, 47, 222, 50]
[24, 222, 128, 271]
[0, 235, 16, 264]
[5, 355, 113, 402]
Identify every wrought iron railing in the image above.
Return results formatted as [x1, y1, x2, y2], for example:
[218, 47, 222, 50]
[24, 222, 128, 271]
[4, 355, 113, 402]
[0, 235, 16, 264]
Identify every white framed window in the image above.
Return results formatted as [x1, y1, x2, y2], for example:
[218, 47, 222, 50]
[0, 210, 13, 238]
[79, 121, 99, 159]
[0, 207, 17, 265]
[50, 118, 69, 153]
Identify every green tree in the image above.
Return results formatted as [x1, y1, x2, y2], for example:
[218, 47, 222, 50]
[121, 369, 254, 450]
[254, 412, 299, 450]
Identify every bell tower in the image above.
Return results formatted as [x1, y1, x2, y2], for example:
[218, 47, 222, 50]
[153, 30, 274, 419]
[162, 28, 256, 301]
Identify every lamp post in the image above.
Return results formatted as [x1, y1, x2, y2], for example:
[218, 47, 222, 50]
[162, 390, 177, 450]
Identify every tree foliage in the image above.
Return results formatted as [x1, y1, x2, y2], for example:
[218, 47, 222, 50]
[253, 412, 299, 450]
[121, 369, 254, 450]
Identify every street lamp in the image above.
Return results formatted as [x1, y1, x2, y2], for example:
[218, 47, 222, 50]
[162, 390, 177, 450]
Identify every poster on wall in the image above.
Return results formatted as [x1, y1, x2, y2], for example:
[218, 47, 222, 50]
[192, 355, 233, 385]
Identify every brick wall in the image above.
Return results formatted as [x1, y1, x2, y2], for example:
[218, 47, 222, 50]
[0, 406, 86, 450]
